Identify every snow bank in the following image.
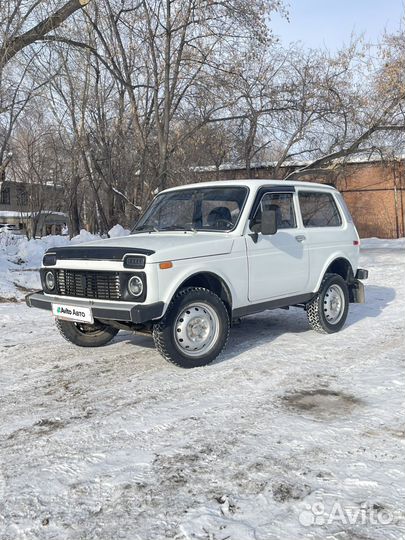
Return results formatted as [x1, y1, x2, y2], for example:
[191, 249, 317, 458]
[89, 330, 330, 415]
[361, 237, 405, 250]
[0, 226, 129, 301]
[107, 224, 131, 238]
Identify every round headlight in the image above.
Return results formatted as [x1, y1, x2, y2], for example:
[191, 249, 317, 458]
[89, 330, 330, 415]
[128, 275, 143, 297]
[45, 271, 55, 290]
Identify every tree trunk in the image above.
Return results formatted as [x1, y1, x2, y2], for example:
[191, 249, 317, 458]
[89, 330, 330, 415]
[245, 115, 258, 178]
[69, 175, 81, 236]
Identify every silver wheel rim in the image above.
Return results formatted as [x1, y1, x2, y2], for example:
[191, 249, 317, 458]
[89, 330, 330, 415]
[323, 284, 345, 324]
[174, 302, 220, 358]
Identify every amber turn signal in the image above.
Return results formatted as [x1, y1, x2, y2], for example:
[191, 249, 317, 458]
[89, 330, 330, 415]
[159, 261, 173, 269]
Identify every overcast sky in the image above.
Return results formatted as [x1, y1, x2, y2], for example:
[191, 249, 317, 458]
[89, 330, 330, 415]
[272, 0, 404, 49]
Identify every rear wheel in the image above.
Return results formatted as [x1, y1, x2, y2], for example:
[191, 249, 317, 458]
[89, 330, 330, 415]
[153, 287, 230, 368]
[306, 273, 349, 334]
[56, 319, 119, 347]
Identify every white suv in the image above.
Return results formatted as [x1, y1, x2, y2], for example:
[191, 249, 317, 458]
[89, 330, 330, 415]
[26, 180, 368, 368]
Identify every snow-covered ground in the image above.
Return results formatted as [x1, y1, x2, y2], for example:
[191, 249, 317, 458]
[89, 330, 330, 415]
[0, 241, 404, 540]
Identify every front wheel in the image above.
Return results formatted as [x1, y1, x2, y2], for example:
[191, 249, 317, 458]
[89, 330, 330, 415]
[306, 273, 349, 334]
[56, 319, 119, 347]
[153, 287, 230, 368]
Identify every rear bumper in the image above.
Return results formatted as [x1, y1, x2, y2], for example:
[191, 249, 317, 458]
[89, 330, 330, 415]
[349, 268, 368, 303]
[25, 291, 164, 324]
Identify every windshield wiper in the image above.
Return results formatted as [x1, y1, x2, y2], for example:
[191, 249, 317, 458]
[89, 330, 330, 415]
[134, 224, 198, 233]
[133, 225, 159, 233]
[160, 224, 197, 232]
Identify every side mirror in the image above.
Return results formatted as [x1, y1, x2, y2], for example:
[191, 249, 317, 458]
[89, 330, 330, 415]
[261, 207, 278, 235]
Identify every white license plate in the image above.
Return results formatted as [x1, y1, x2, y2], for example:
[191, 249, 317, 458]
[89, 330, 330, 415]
[52, 303, 94, 324]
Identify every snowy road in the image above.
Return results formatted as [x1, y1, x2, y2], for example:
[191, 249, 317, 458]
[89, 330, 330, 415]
[0, 245, 404, 540]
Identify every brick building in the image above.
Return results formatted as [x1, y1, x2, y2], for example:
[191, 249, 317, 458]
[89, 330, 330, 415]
[191, 157, 405, 239]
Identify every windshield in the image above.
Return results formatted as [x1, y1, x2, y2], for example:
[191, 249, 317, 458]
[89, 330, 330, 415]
[133, 186, 248, 233]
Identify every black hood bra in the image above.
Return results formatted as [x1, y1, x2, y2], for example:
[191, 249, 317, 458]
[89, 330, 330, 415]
[44, 246, 155, 263]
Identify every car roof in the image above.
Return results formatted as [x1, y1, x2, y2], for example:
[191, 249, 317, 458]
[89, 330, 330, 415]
[162, 179, 337, 193]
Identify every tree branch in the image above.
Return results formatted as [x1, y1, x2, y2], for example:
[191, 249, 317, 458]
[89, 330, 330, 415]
[0, 0, 91, 69]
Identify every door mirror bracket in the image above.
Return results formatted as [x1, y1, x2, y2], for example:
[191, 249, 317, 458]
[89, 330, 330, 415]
[249, 231, 259, 243]
[249, 220, 260, 243]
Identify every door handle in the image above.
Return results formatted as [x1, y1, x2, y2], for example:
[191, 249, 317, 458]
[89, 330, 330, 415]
[295, 235, 306, 242]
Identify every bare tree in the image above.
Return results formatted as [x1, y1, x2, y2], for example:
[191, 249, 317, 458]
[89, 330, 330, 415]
[3, 0, 404, 239]
[283, 33, 405, 179]
[9, 108, 65, 237]
[42, 0, 285, 190]
[0, 0, 91, 70]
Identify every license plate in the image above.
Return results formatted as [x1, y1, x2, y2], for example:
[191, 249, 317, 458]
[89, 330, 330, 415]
[52, 303, 94, 324]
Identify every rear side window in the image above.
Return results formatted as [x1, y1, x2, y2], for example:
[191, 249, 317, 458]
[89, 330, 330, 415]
[335, 193, 353, 223]
[298, 191, 342, 227]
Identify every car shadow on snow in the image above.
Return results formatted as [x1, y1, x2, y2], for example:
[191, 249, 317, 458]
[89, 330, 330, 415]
[345, 284, 395, 327]
[218, 284, 395, 363]
[113, 331, 156, 349]
[107, 284, 395, 361]
[219, 309, 309, 362]
[110, 310, 309, 360]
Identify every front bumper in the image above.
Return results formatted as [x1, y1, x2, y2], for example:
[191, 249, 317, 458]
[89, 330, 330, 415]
[25, 291, 164, 324]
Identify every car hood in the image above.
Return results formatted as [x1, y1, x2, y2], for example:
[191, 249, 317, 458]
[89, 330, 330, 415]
[76, 232, 234, 263]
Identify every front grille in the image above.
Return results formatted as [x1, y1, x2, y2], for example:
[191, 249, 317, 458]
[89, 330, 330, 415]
[56, 270, 121, 300]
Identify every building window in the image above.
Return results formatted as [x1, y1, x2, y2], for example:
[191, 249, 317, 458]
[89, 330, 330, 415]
[17, 189, 28, 206]
[0, 187, 10, 205]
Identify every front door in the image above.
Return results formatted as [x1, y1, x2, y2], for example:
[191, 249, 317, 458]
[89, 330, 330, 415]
[246, 191, 310, 302]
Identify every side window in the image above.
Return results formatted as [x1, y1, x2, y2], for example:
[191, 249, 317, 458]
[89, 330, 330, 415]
[253, 192, 297, 230]
[298, 191, 342, 227]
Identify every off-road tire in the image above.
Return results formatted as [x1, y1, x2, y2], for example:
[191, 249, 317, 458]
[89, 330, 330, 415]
[56, 319, 119, 347]
[153, 287, 230, 368]
[306, 273, 349, 334]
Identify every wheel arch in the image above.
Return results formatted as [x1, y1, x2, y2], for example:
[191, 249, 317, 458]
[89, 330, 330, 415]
[315, 256, 355, 292]
[169, 271, 233, 317]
